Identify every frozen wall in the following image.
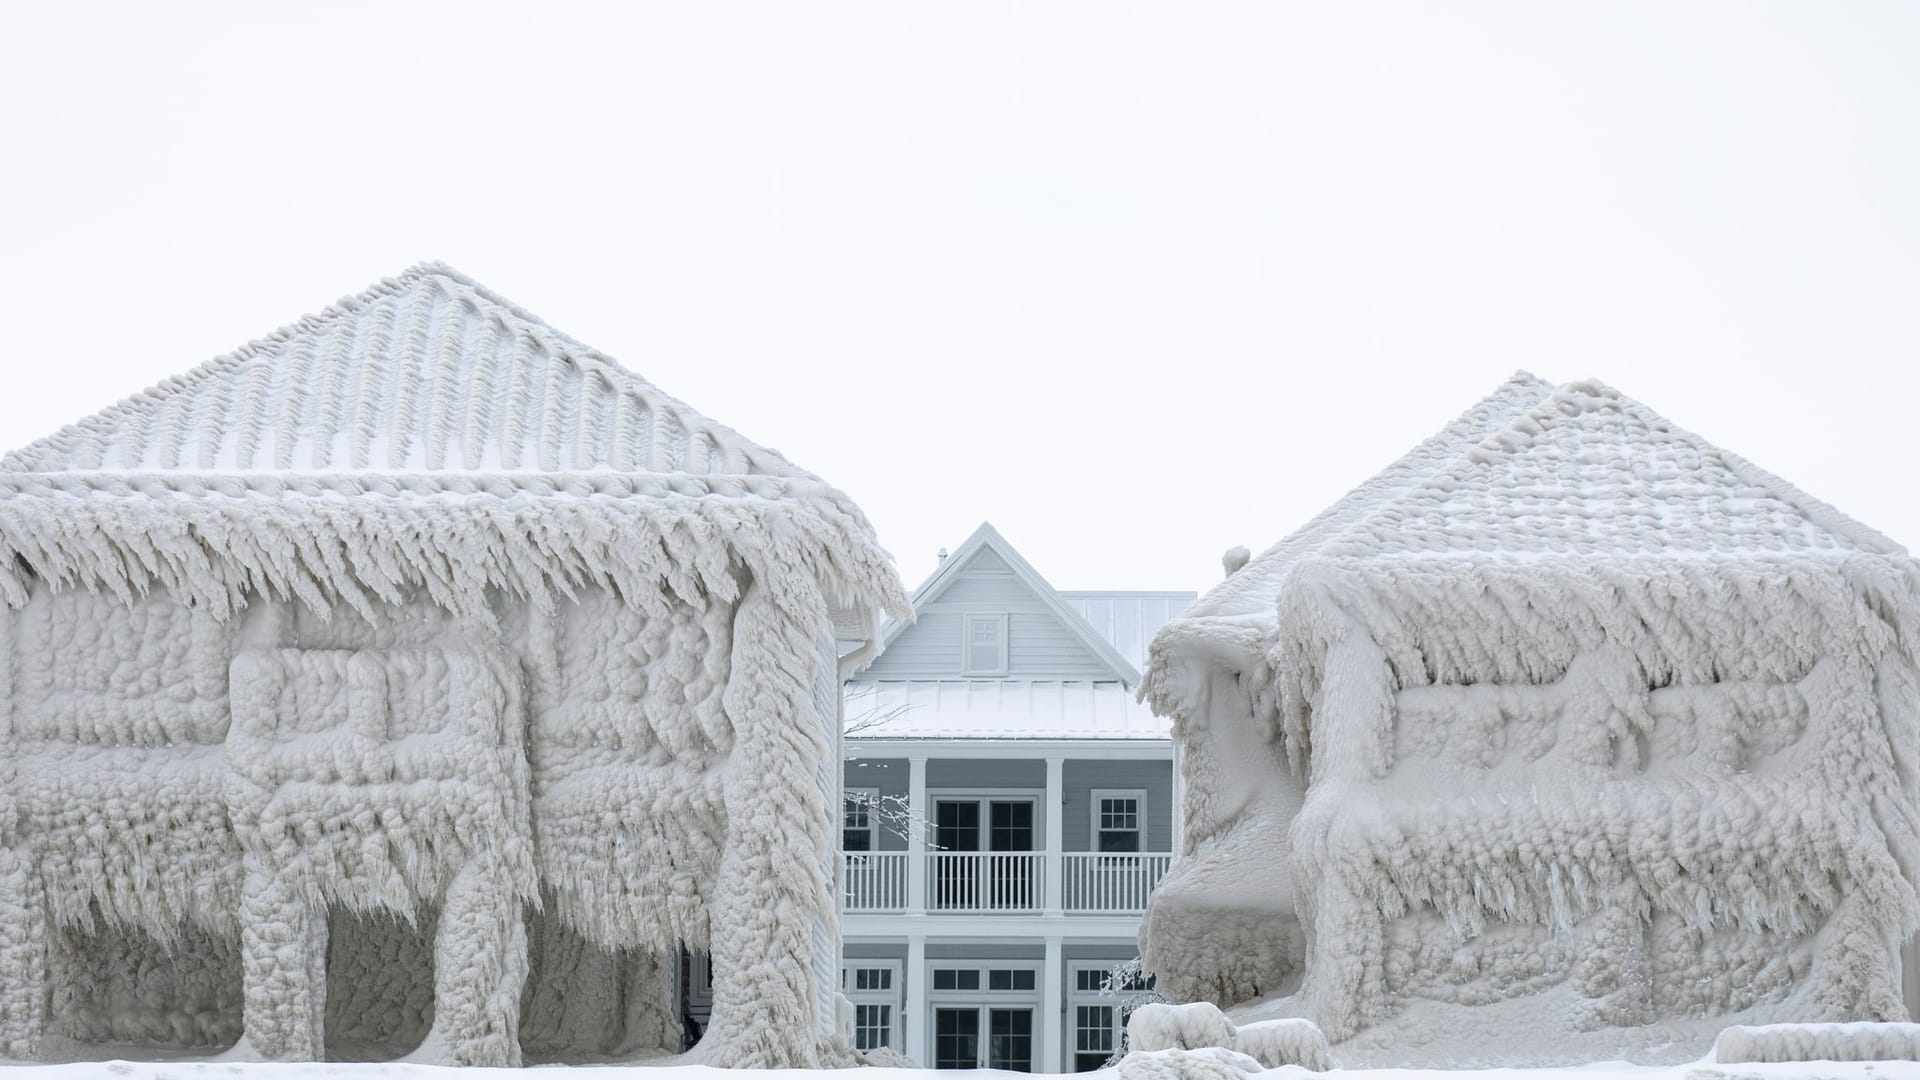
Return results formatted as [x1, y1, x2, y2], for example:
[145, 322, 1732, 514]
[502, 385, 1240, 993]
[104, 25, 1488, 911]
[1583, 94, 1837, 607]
[0, 572, 843, 1067]
[1277, 607, 1920, 1066]
[1141, 662, 1304, 1006]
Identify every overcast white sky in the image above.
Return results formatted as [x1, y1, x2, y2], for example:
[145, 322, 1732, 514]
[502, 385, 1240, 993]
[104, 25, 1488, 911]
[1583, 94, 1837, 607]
[2, 2, 1916, 595]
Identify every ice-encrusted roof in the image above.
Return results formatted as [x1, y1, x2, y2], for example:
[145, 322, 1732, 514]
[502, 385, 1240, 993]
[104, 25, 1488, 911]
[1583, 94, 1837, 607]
[1307, 379, 1904, 564]
[0, 264, 906, 621]
[4, 263, 803, 479]
[1143, 373, 1919, 730]
[1178, 371, 1555, 622]
[1139, 372, 1554, 713]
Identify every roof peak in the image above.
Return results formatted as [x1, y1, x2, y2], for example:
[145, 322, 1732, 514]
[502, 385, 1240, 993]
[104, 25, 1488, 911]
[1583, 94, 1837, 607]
[1312, 377, 1906, 563]
[1178, 371, 1558, 620]
[3, 264, 807, 480]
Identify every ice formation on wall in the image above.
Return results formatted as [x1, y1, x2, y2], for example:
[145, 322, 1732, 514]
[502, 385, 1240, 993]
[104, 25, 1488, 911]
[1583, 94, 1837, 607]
[1137, 375, 1920, 1066]
[0, 265, 906, 1068]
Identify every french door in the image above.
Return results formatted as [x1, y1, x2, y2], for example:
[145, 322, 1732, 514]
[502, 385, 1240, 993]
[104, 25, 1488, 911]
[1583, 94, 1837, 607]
[932, 1006, 1033, 1071]
[932, 798, 1036, 910]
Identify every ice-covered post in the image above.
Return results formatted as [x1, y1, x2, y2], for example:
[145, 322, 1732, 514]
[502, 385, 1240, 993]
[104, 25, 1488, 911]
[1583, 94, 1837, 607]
[705, 578, 838, 1067]
[238, 855, 327, 1060]
[0, 604, 41, 1060]
[0, 842, 42, 1058]
[428, 858, 529, 1065]
[907, 755, 928, 912]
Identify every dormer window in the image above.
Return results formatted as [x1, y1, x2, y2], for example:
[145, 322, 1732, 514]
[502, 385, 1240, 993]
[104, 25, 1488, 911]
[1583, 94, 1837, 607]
[962, 613, 1008, 675]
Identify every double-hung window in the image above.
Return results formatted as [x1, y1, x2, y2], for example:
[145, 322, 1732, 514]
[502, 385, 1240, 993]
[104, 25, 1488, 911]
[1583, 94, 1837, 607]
[840, 961, 901, 1052]
[1092, 790, 1144, 853]
[844, 788, 877, 853]
[961, 613, 1008, 675]
[1069, 964, 1157, 1072]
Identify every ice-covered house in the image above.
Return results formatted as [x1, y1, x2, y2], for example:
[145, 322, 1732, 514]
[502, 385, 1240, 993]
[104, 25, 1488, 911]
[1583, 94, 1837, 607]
[840, 524, 1192, 1071]
[0, 264, 905, 1067]
[1138, 374, 1920, 1065]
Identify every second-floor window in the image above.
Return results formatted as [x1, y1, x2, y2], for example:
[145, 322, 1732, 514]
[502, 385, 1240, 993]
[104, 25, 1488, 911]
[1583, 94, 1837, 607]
[962, 613, 1008, 675]
[1093, 791, 1144, 853]
[844, 789, 877, 852]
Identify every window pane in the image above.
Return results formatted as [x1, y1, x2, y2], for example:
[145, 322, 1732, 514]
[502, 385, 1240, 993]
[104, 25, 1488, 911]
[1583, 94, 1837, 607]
[1098, 829, 1140, 853]
[1075, 969, 1104, 992]
[990, 969, 1012, 991]
[844, 829, 873, 852]
[1012, 970, 1035, 990]
[957, 969, 980, 990]
[934, 969, 956, 991]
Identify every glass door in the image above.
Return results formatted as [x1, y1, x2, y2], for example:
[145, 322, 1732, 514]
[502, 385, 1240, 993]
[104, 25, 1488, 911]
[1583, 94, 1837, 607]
[988, 801, 1035, 908]
[933, 801, 981, 909]
[933, 1007, 980, 1069]
[987, 1007, 1034, 1072]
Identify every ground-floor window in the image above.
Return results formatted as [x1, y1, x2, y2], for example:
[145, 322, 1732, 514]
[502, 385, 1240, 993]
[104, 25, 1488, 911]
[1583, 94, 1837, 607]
[841, 960, 902, 1052]
[1068, 963, 1158, 1072]
[928, 961, 1041, 1071]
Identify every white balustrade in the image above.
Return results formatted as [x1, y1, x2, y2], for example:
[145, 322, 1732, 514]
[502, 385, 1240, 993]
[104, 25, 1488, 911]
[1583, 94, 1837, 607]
[843, 851, 909, 912]
[842, 850, 1173, 914]
[1060, 852, 1172, 913]
[925, 851, 1045, 912]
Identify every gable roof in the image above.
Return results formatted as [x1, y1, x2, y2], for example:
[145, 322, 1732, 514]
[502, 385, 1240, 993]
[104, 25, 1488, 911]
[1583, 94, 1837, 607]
[4, 262, 803, 479]
[1309, 379, 1906, 564]
[0, 264, 906, 623]
[1180, 371, 1556, 622]
[869, 522, 1143, 685]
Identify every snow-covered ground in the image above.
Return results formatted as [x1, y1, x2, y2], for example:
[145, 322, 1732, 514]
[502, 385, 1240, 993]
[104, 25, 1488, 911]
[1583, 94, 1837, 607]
[4, 1062, 1920, 1079]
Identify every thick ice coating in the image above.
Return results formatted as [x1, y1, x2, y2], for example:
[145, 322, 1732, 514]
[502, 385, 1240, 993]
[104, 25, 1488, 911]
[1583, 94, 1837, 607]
[1138, 374, 1920, 1066]
[0, 264, 906, 1068]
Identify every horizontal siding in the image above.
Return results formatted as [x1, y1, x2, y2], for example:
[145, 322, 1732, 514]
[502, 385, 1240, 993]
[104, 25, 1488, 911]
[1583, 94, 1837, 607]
[865, 611, 964, 678]
[1006, 612, 1108, 677]
[865, 543, 1121, 681]
[938, 570, 1031, 605]
[927, 758, 1045, 790]
[842, 758, 1174, 854]
[1062, 759, 1174, 852]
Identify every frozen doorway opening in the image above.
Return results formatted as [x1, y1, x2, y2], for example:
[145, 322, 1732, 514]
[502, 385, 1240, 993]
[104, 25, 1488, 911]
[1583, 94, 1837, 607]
[45, 911, 242, 1058]
[323, 904, 436, 1062]
[519, 909, 677, 1063]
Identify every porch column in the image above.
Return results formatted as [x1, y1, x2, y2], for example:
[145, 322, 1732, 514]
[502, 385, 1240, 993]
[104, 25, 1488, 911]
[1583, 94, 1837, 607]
[1041, 935, 1063, 1073]
[907, 755, 928, 913]
[905, 935, 928, 1065]
[1044, 756, 1064, 915]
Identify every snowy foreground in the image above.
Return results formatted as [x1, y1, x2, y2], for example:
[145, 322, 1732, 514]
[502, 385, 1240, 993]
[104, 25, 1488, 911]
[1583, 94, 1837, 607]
[4, 1063, 1920, 1080]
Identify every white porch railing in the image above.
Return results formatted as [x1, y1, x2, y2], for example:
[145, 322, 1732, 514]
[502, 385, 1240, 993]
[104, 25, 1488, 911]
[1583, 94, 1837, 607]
[841, 851, 1174, 914]
[843, 852, 909, 912]
[1061, 852, 1173, 913]
[925, 852, 1045, 912]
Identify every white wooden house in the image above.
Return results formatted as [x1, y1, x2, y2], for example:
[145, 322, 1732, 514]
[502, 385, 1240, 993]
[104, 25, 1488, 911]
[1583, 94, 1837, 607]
[839, 523, 1193, 1071]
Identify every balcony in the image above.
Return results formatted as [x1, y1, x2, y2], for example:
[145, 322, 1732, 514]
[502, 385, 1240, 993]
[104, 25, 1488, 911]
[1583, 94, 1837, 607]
[842, 851, 1171, 915]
